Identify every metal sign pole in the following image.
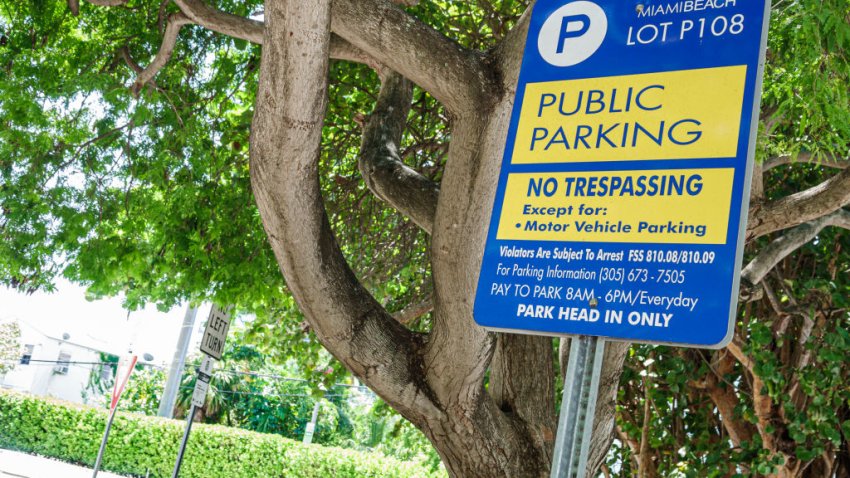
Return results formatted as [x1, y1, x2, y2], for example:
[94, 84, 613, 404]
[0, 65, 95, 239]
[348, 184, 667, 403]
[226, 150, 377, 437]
[550, 335, 606, 478]
[91, 406, 118, 478]
[171, 404, 197, 478]
[169, 305, 231, 477]
[170, 355, 214, 478]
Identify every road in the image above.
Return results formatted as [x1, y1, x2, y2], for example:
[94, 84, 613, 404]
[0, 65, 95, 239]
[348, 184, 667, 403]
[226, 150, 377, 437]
[0, 449, 128, 478]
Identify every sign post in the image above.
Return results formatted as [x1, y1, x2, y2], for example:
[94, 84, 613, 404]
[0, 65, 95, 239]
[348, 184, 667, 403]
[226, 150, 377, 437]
[550, 336, 604, 478]
[170, 305, 230, 478]
[93, 354, 137, 478]
[473, 1, 771, 476]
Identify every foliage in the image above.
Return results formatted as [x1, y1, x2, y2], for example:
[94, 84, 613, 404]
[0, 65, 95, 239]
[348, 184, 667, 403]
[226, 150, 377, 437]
[107, 365, 166, 416]
[604, 1, 850, 475]
[759, 0, 850, 161]
[103, 343, 442, 472]
[610, 223, 850, 476]
[0, 320, 21, 375]
[348, 399, 444, 474]
[173, 354, 358, 445]
[83, 351, 120, 403]
[0, 390, 445, 478]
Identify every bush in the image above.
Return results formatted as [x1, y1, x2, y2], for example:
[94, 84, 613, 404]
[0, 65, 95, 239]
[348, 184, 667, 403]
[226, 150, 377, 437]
[0, 390, 443, 478]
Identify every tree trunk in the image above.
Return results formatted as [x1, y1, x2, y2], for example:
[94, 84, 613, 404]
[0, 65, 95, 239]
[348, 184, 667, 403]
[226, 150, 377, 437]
[248, 2, 627, 476]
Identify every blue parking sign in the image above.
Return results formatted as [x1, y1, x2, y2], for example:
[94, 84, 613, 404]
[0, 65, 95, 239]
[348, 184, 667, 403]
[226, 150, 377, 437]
[473, 0, 770, 347]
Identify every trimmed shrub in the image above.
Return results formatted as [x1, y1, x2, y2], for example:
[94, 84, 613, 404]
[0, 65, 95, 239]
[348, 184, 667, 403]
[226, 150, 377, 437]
[0, 390, 442, 478]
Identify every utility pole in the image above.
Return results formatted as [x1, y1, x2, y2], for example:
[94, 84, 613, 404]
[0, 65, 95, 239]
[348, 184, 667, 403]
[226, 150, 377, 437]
[158, 305, 197, 418]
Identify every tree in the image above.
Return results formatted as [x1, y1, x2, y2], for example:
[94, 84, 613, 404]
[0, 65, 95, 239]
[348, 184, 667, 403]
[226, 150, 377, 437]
[0, 320, 21, 375]
[0, 0, 849, 476]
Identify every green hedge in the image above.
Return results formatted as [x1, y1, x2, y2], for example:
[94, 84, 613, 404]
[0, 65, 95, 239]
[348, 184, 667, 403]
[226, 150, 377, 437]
[0, 390, 441, 478]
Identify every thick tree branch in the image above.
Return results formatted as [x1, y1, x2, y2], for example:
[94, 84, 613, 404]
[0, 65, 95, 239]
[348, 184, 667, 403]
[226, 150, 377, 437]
[726, 338, 754, 375]
[708, 383, 755, 447]
[331, 0, 495, 115]
[116, 0, 387, 92]
[87, 0, 128, 5]
[750, 161, 765, 203]
[172, 0, 416, 55]
[726, 338, 779, 456]
[616, 424, 641, 470]
[130, 12, 191, 97]
[359, 71, 439, 234]
[425, 117, 497, 408]
[170, 0, 491, 113]
[250, 0, 438, 423]
[121, 0, 379, 93]
[489, 334, 556, 464]
[95, 0, 461, 108]
[763, 152, 849, 172]
[172, 0, 263, 43]
[747, 167, 850, 240]
[119, 47, 185, 126]
[392, 298, 433, 325]
[690, 351, 755, 448]
[638, 376, 658, 478]
[742, 208, 850, 287]
[421, 6, 534, 409]
[494, 4, 532, 96]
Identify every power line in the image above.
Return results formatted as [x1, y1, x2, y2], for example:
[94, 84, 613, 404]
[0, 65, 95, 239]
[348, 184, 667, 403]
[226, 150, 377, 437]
[176, 386, 344, 400]
[1, 359, 119, 367]
[2, 359, 373, 393]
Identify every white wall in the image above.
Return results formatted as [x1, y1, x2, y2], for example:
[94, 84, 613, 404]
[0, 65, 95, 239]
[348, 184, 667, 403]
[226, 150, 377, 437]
[1, 325, 103, 404]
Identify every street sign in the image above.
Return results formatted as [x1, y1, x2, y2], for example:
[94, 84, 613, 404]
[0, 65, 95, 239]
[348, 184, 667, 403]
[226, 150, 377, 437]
[190, 356, 214, 408]
[199, 305, 231, 360]
[474, 0, 770, 348]
[191, 377, 209, 408]
[110, 355, 137, 410]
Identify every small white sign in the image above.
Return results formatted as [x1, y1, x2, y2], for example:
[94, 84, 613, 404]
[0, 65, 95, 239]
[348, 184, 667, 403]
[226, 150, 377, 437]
[302, 422, 316, 445]
[198, 355, 214, 377]
[200, 305, 231, 360]
[191, 379, 209, 408]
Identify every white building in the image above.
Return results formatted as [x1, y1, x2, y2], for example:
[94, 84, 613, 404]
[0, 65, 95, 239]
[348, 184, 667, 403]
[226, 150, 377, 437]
[1, 320, 119, 405]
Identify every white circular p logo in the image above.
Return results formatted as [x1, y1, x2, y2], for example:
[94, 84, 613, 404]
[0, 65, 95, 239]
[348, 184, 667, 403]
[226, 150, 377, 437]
[537, 1, 608, 67]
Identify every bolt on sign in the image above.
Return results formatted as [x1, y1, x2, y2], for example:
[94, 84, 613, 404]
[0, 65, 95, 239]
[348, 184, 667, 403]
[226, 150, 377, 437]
[199, 305, 231, 360]
[474, 0, 770, 348]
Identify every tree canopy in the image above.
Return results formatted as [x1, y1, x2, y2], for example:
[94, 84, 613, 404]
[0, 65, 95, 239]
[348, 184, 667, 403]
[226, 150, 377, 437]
[1, 0, 850, 476]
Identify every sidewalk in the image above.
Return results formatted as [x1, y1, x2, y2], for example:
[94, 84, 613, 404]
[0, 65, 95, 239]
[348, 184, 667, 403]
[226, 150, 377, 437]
[0, 449, 128, 478]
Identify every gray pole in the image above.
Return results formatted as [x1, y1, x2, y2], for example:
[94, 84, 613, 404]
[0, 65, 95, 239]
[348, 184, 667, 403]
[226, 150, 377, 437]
[158, 306, 198, 418]
[92, 406, 118, 478]
[550, 335, 606, 478]
[171, 405, 196, 478]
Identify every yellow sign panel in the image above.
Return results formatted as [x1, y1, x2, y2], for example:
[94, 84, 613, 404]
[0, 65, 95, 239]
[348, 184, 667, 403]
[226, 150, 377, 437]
[512, 66, 747, 164]
[496, 169, 735, 244]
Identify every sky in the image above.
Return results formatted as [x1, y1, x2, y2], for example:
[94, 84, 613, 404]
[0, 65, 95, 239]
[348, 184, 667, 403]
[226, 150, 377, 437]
[0, 279, 212, 366]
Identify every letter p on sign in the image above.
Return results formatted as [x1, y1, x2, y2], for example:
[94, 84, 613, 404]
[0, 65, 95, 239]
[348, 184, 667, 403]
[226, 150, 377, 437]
[538, 1, 608, 67]
[557, 15, 591, 53]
